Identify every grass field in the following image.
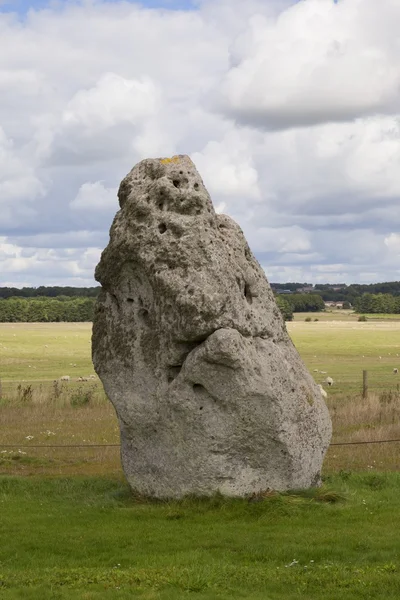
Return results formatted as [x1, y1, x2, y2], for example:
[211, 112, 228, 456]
[1, 473, 400, 599]
[1, 317, 400, 598]
[0, 322, 95, 382]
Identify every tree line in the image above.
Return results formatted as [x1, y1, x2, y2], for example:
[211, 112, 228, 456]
[0, 286, 101, 299]
[271, 281, 400, 303]
[275, 294, 325, 321]
[0, 292, 323, 323]
[1, 288, 400, 323]
[0, 297, 95, 322]
[353, 293, 400, 314]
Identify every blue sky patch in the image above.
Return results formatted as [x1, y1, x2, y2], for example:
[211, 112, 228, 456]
[0, 0, 196, 14]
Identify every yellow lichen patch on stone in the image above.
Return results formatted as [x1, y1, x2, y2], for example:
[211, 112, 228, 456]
[160, 156, 182, 165]
[160, 155, 193, 165]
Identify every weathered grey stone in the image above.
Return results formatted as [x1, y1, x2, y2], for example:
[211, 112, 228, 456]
[92, 155, 332, 498]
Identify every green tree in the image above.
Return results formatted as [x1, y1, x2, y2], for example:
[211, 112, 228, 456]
[275, 296, 293, 321]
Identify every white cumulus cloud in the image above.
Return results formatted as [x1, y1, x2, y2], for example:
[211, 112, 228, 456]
[217, 0, 400, 129]
[70, 181, 118, 212]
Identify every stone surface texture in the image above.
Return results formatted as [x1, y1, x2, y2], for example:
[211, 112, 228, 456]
[92, 155, 332, 498]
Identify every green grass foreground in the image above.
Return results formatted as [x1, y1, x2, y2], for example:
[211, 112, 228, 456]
[1, 474, 400, 599]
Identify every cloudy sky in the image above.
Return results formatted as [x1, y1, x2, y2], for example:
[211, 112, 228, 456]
[1, 0, 400, 287]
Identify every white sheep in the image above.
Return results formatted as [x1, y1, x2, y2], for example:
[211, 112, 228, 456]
[317, 384, 327, 399]
[60, 375, 70, 382]
[325, 376, 334, 386]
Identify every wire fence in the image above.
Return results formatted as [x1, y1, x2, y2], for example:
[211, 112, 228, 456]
[1, 438, 400, 449]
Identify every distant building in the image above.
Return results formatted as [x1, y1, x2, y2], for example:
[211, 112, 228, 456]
[324, 301, 347, 309]
[297, 286, 314, 293]
[276, 289, 293, 295]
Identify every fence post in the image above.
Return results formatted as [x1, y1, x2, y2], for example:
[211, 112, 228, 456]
[362, 370, 368, 399]
[0, 378, 2, 400]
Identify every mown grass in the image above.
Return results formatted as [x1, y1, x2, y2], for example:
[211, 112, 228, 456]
[0, 473, 400, 599]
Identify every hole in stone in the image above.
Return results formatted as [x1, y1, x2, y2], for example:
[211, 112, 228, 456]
[193, 383, 205, 393]
[138, 308, 149, 323]
[127, 298, 134, 304]
[158, 223, 167, 234]
[158, 201, 164, 211]
[194, 182, 199, 190]
[172, 179, 180, 188]
[199, 406, 203, 410]
[179, 170, 183, 174]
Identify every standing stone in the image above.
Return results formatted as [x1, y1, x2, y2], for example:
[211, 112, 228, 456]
[92, 155, 332, 498]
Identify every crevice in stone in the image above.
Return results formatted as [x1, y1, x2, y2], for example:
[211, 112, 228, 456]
[158, 223, 167, 234]
[191, 381, 219, 404]
[244, 282, 253, 304]
[110, 293, 120, 309]
[168, 365, 182, 383]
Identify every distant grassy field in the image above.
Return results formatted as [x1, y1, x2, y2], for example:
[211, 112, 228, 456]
[0, 322, 95, 382]
[2, 317, 400, 396]
[294, 310, 400, 322]
[287, 318, 400, 396]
